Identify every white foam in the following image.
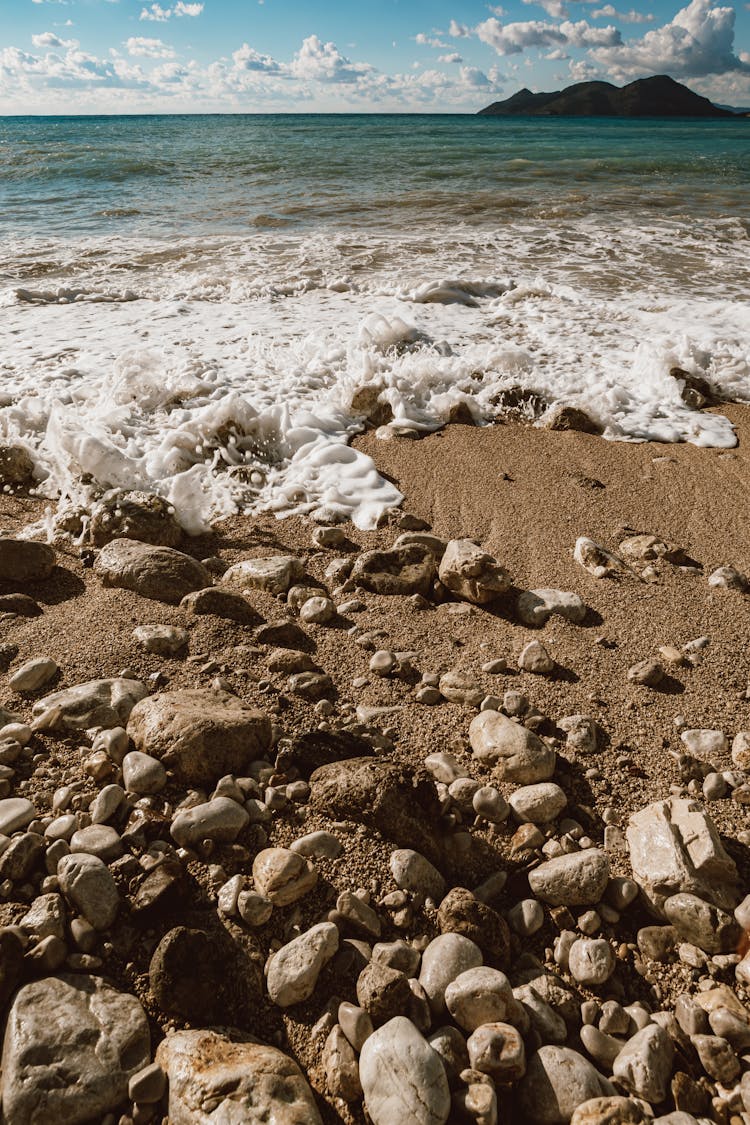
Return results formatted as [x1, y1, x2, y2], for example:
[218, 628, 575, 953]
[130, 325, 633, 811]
[0, 218, 748, 533]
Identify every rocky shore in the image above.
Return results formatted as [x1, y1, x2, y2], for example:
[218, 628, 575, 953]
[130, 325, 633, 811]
[0, 408, 749, 1125]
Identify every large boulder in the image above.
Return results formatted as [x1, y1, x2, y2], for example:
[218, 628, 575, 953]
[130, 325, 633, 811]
[438, 539, 510, 604]
[627, 798, 740, 915]
[156, 1028, 323, 1125]
[349, 545, 436, 596]
[89, 489, 182, 547]
[0, 538, 55, 583]
[469, 710, 556, 783]
[309, 757, 443, 866]
[33, 677, 148, 731]
[1, 975, 150, 1125]
[94, 538, 210, 603]
[127, 688, 272, 786]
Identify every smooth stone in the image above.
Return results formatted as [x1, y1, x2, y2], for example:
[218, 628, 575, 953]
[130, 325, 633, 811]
[128, 1061, 167, 1104]
[9, 657, 58, 693]
[359, 1016, 451, 1125]
[428, 1026, 470, 1085]
[33, 678, 147, 731]
[267, 922, 339, 1007]
[444, 967, 514, 1032]
[509, 782, 567, 823]
[508, 899, 545, 936]
[299, 596, 336, 624]
[156, 1028, 323, 1124]
[57, 852, 119, 930]
[1, 975, 149, 1125]
[390, 848, 446, 902]
[222, 555, 303, 595]
[438, 539, 510, 605]
[372, 940, 421, 977]
[89, 783, 125, 824]
[69, 825, 123, 864]
[612, 1024, 674, 1103]
[518, 1046, 615, 1125]
[122, 750, 167, 795]
[467, 1022, 526, 1081]
[517, 588, 586, 628]
[252, 847, 317, 906]
[132, 624, 189, 655]
[518, 640, 555, 675]
[181, 586, 261, 622]
[323, 1024, 362, 1102]
[290, 830, 342, 859]
[0, 797, 35, 835]
[94, 538, 210, 603]
[568, 939, 616, 986]
[127, 688, 271, 787]
[339, 1001, 374, 1052]
[418, 933, 483, 1014]
[171, 797, 249, 848]
[528, 850, 610, 907]
[0, 538, 55, 583]
[469, 710, 556, 783]
[663, 891, 741, 954]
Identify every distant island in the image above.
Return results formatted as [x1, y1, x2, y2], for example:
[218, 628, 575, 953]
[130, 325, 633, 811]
[478, 75, 738, 117]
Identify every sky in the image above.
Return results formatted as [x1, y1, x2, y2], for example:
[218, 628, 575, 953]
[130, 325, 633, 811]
[0, 0, 748, 113]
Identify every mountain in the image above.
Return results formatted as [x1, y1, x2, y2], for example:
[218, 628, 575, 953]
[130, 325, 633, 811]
[478, 75, 736, 118]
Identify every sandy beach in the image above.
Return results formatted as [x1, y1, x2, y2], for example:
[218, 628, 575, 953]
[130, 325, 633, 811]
[1, 408, 749, 1123]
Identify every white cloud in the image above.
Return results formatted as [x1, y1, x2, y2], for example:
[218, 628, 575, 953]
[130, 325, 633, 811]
[289, 35, 372, 83]
[476, 16, 567, 54]
[173, 1, 204, 13]
[125, 37, 176, 59]
[522, 0, 569, 19]
[139, 1, 203, 20]
[559, 19, 622, 46]
[590, 0, 750, 78]
[439, 52, 464, 63]
[449, 20, 471, 38]
[591, 5, 654, 22]
[232, 43, 281, 73]
[31, 32, 77, 49]
[415, 33, 448, 48]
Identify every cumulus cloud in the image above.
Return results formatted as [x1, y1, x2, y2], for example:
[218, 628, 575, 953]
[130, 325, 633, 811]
[31, 32, 77, 48]
[522, 0, 570, 20]
[591, 5, 655, 21]
[125, 37, 175, 58]
[289, 35, 372, 83]
[139, 1, 203, 20]
[439, 52, 463, 63]
[476, 16, 567, 54]
[415, 33, 448, 48]
[590, 0, 750, 78]
[232, 43, 281, 73]
[449, 20, 471, 38]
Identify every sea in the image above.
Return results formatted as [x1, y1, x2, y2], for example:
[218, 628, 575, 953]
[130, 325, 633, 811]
[1, 113, 749, 531]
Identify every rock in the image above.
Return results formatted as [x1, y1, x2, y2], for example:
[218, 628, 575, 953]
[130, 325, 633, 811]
[19, 893, 66, 942]
[0, 593, 42, 617]
[438, 669, 484, 706]
[238, 890, 273, 927]
[467, 1022, 526, 1081]
[543, 404, 602, 434]
[309, 757, 443, 865]
[33, 677, 147, 731]
[323, 1024, 362, 1102]
[0, 538, 55, 583]
[222, 554, 304, 596]
[277, 729, 374, 778]
[0, 796, 36, 835]
[70, 824, 123, 863]
[357, 961, 412, 1025]
[568, 939, 615, 985]
[255, 620, 310, 648]
[149, 925, 255, 1022]
[132, 624, 189, 655]
[438, 539, 510, 604]
[171, 796, 249, 848]
[518, 588, 587, 628]
[528, 850, 610, 907]
[394, 531, 448, 559]
[95, 538, 210, 603]
[708, 565, 748, 591]
[691, 1034, 740, 1084]
[437, 887, 510, 964]
[519, 1046, 615, 1125]
[290, 830, 342, 860]
[0, 443, 34, 485]
[679, 728, 727, 760]
[336, 891, 381, 938]
[472, 785, 510, 823]
[508, 898, 545, 936]
[570, 1097, 647, 1125]
[445, 967, 515, 1032]
[0, 832, 44, 880]
[9, 657, 58, 693]
[252, 848, 317, 906]
[627, 659, 664, 687]
[122, 750, 167, 794]
[181, 586, 260, 622]
[732, 731, 750, 769]
[559, 714, 601, 755]
[359, 1016, 451, 1125]
[390, 848, 445, 902]
[299, 595, 336, 624]
[626, 798, 740, 914]
[612, 1025, 674, 1103]
[350, 545, 436, 596]
[156, 1028, 323, 1124]
[339, 1001, 374, 1052]
[287, 671, 333, 700]
[1, 975, 150, 1125]
[518, 640, 555, 674]
[509, 782, 567, 823]
[419, 933, 483, 1014]
[58, 852, 119, 930]
[127, 688, 271, 786]
[663, 892, 741, 954]
[89, 489, 182, 547]
[267, 922, 339, 1007]
[128, 1062, 167, 1105]
[469, 710, 556, 783]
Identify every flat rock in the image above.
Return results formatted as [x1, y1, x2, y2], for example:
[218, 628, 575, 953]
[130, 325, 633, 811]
[350, 545, 436, 596]
[438, 539, 510, 604]
[222, 555, 304, 595]
[528, 850, 610, 907]
[627, 797, 740, 914]
[359, 1016, 451, 1125]
[469, 710, 556, 783]
[89, 490, 182, 547]
[1, 975, 149, 1125]
[267, 922, 339, 1007]
[517, 588, 587, 627]
[519, 1046, 615, 1125]
[95, 538, 210, 603]
[156, 1028, 322, 1124]
[132, 624, 189, 655]
[0, 538, 55, 583]
[33, 677, 148, 731]
[127, 688, 271, 786]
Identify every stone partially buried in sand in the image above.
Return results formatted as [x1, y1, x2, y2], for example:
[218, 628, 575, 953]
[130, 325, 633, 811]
[469, 710, 556, 783]
[33, 677, 148, 731]
[1, 975, 150, 1125]
[156, 1028, 323, 1125]
[94, 538, 210, 604]
[349, 544, 436, 596]
[438, 539, 510, 604]
[127, 688, 272, 787]
[517, 588, 587, 628]
[0, 538, 55, 583]
[222, 555, 304, 595]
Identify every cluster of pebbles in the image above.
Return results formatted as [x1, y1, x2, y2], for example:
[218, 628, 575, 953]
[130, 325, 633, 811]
[0, 486, 748, 1125]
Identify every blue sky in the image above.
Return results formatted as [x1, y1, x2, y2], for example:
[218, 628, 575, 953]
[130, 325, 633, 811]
[1, 0, 748, 111]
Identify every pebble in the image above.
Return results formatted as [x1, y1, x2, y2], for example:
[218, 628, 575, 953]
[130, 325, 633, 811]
[359, 1016, 451, 1125]
[467, 1022, 526, 1081]
[517, 588, 586, 627]
[356, 960, 412, 1025]
[132, 624, 188, 655]
[518, 640, 555, 675]
[266, 921, 339, 1007]
[444, 966, 514, 1032]
[508, 898, 545, 936]
[171, 796, 249, 848]
[568, 938, 616, 985]
[122, 751, 167, 795]
[680, 728, 728, 760]
[612, 1024, 674, 1103]
[418, 933, 483, 1014]
[627, 659, 664, 686]
[469, 710, 556, 783]
[438, 539, 510, 605]
[472, 785, 510, 823]
[290, 830, 342, 860]
[339, 1001, 374, 1052]
[528, 849, 610, 906]
[509, 781, 567, 823]
[252, 847, 317, 905]
[9, 657, 58, 693]
[300, 595, 336, 624]
[57, 852, 119, 930]
[323, 1024, 362, 1102]
[390, 848, 446, 902]
[70, 825, 123, 864]
[519, 1046, 615, 1123]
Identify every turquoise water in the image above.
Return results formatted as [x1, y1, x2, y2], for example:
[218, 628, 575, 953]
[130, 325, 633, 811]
[1, 114, 748, 235]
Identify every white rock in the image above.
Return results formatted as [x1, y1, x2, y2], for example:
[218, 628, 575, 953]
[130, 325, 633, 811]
[32, 678, 148, 731]
[438, 539, 510, 605]
[509, 782, 567, 824]
[9, 657, 58, 693]
[132, 624, 188, 655]
[680, 729, 728, 760]
[469, 710, 556, 783]
[359, 1016, 451, 1125]
[519, 1046, 615, 1125]
[171, 797, 249, 848]
[568, 939, 615, 985]
[58, 852, 119, 930]
[418, 933, 483, 1014]
[252, 847, 317, 906]
[0, 797, 35, 835]
[299, 596, 336, 624]
[267, 922, 339, 1007]
[518, 640, 555, 675]
[528, 850, 610, 907]
[122, 750, 167, 795]
[222, 555, 303, 595]
[467, 1022, 526, 1081]
[517, 588, 586, 628]
[444, 967, 514, 1032]
[390, 848, 445, 902]
[612, 1024, 674, 1103]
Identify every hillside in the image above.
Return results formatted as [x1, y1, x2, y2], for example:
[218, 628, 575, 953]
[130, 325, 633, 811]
[479, 75, 736, 117]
